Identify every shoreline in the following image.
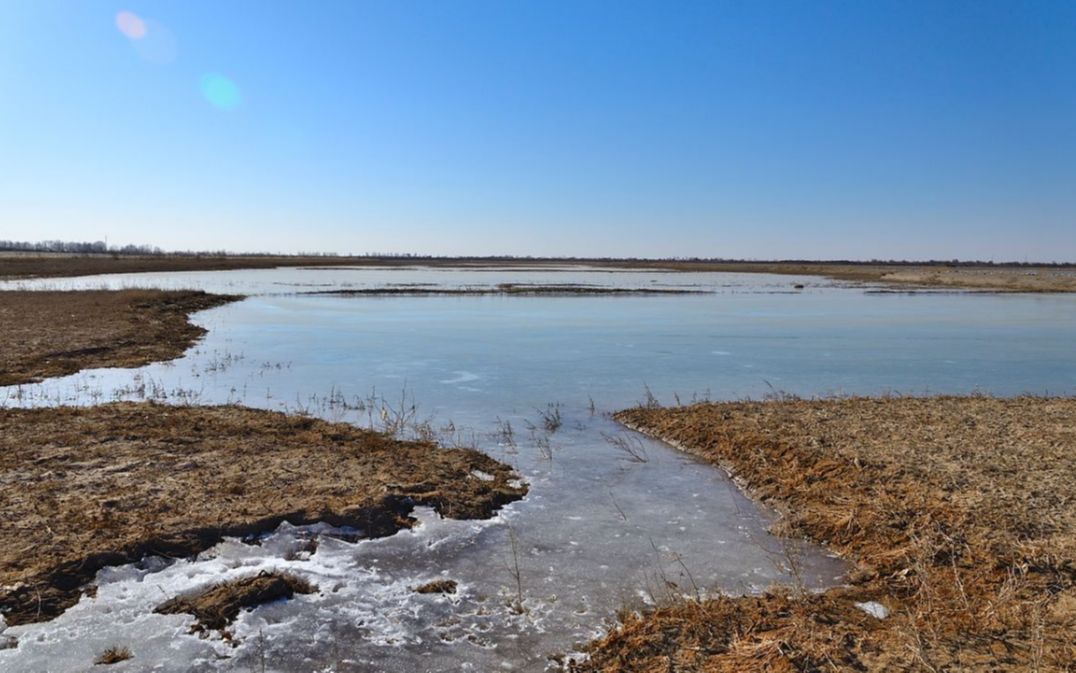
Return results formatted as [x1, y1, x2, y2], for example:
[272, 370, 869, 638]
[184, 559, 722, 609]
[579, 396, 1076, 672]
[0, 402, 527, 627]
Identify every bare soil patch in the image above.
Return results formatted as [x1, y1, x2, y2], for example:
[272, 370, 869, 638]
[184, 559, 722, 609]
[0, 402, 526, 626]
[155, 571, 315, 633]
[582, 396, 1076, 672]
[0, 290, 238, 386]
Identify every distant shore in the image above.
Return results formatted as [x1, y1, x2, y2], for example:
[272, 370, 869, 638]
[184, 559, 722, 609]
[3, 252, 1076, 292]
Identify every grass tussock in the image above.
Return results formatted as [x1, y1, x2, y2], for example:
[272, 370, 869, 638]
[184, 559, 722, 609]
[581, 396, 1076, 672]
[155, 571, 315, 632]
[413, 579, 458, 595]
[93, 646, 132, 666]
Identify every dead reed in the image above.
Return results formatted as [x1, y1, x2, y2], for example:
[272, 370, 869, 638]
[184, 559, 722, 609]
[581, 395, 1076, 672]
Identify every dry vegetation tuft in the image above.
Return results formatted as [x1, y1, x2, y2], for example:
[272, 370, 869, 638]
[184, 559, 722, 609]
[155, 571, 316, 632]
[93, 646, 132, 666]
[0, 289, 238, 385]
[582, 396, 1076, 672]
[413, 579, 459, 594]
[0, 403, 526, 626]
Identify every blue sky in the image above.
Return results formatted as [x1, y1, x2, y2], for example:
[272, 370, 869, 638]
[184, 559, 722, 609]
[2, 1, 1074, 260]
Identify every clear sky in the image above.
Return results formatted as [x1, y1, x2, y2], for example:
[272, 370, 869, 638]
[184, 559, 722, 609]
[2, 1, 1074, 260]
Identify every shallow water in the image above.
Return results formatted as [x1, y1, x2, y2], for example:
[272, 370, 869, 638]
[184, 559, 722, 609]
[2, 267, 1076, 673]
[0, 264, 826, 295]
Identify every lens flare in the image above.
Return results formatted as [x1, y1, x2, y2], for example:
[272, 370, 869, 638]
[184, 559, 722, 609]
[133, 19, 179, 64]
[200, 74, 241, 110]
[115, 11, 146, 40]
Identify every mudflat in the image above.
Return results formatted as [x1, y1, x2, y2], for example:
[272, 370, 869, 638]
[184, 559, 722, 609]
[584, 396, 1076, 672]
[0, 289, 237, 386]
[0, 403, 527, 626]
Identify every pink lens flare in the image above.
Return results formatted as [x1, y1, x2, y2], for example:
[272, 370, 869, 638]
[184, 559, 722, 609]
[115, 10, 146, 40]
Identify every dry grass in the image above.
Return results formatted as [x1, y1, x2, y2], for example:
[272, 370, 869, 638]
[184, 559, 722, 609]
[581, 396, 1076, 672]
[0, 290, 238, 385]
[603, 261, 1076, 292]
[0, 253, 363, 280]
[93, 646, 132, 666]
[0, 402, 526, 626]
[155, 571, 316, 632]
[413, 579, 459, 595]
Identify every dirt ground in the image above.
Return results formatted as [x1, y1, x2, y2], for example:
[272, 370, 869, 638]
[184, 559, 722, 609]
[0, 290, 237, 386]
[3, 252, 1074, 292]
[0, 402, 527, 626]
[581, 396, 1076, 672]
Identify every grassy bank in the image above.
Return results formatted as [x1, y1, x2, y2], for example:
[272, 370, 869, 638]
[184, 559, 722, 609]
[582, 396, 1075, 672]
[0, 289, 238, 386]
[0, 402, 527, 626]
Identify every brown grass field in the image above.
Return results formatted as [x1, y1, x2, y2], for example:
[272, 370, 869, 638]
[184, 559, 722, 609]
[0, 403, 526, 626]
[581, 396, 1076, 673]
[0, 289, 237, 386]
[3, 252, 1075, 292]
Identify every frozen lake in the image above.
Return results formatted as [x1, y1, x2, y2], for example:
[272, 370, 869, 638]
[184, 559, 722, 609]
[2, 266, 1075, 672]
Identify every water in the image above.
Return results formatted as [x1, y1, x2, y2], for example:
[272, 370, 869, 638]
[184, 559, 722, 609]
[2, 267, 1075, 673]
[0, 264, 829, 294]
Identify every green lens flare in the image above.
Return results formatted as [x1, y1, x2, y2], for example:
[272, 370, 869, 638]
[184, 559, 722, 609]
[200, 74, 241, 110]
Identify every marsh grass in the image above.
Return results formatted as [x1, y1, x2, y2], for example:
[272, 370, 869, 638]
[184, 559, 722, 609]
[601, 431, 649, 463]
[584, 395, 1076, 672]
[536, 403, 563, 433]
[93, 646, 132, 666]
[505, 524, 526, 614]
[0, 402, 528, 626]
[0, 289, 238, 386]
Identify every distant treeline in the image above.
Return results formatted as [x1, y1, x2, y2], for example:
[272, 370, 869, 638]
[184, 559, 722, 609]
[1, 240, 1072, 267]
[0, 240, 338, 258]
[0, 240, 163, 255]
